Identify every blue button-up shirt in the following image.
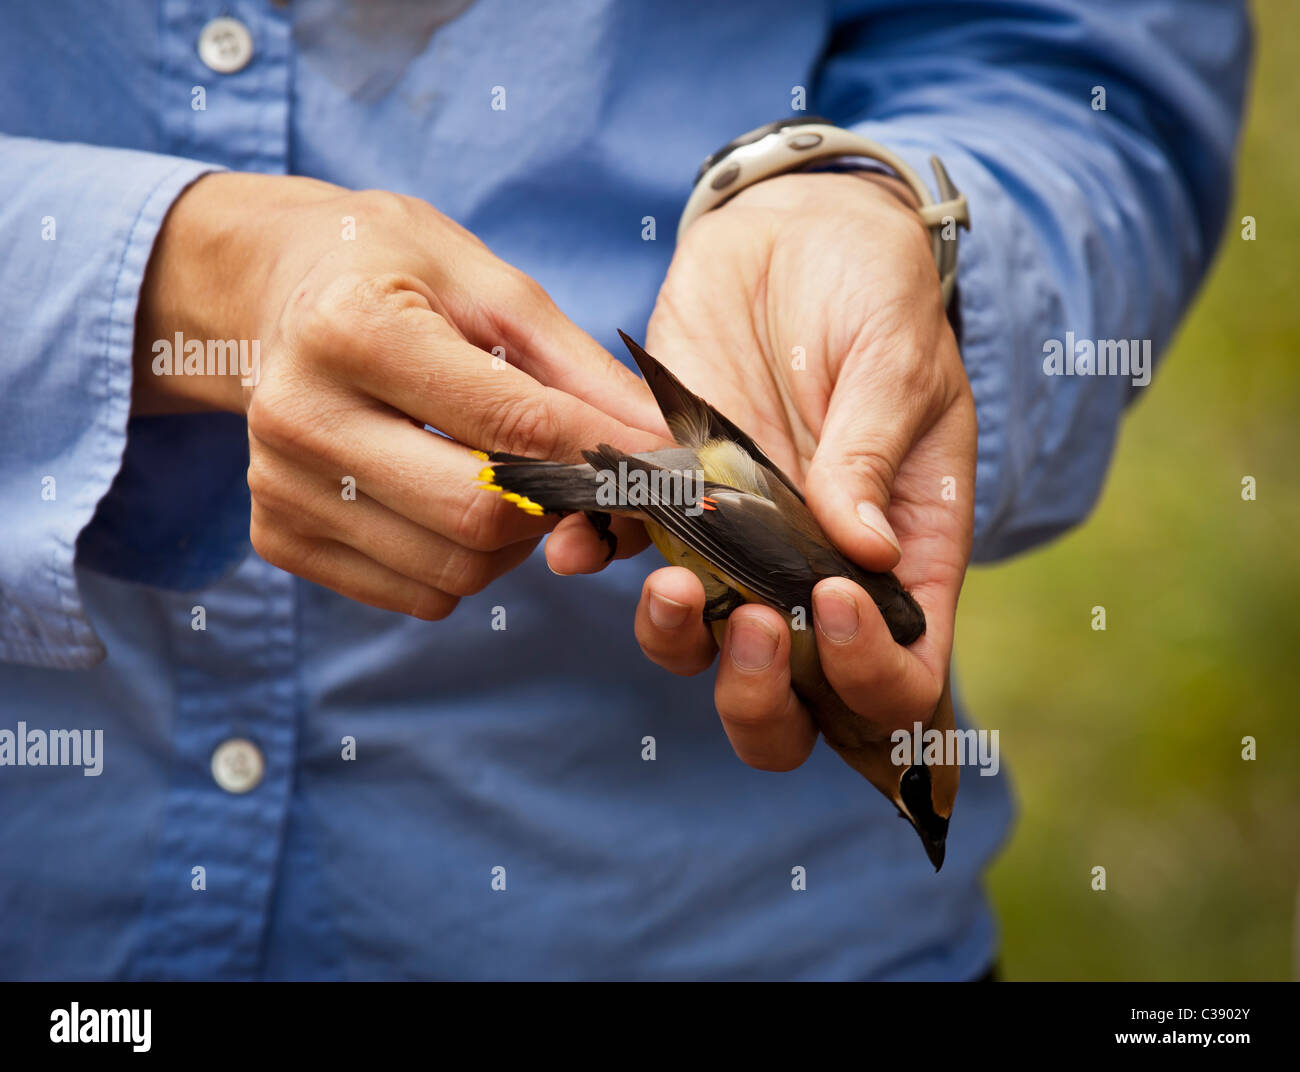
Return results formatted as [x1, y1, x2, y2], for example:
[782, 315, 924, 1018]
[0, 0, 1248, 979]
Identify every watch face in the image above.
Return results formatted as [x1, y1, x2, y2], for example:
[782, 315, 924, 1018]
[694, 115, 833, 185]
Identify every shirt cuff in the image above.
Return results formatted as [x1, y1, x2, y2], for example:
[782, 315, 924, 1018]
[0, 145, 224, 669]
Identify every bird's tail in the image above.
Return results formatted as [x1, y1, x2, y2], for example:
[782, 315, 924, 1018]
[475, 451, 607, 516]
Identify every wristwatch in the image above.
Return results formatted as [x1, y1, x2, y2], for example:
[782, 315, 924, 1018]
[679, 116, 970, 307]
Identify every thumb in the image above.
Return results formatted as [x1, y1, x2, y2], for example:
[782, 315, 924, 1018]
[804, 375, 919, 572]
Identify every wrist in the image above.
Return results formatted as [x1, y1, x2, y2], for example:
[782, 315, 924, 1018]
[681, 120, 968, 304]
[132, 171, 337, 414]
[721, 169, 923, 221]
[838, 169, 922, 212]
[718, 171, 933, 268]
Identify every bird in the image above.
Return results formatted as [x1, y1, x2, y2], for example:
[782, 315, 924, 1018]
[476, 331, 959, 869]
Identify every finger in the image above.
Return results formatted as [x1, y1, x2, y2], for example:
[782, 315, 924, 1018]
[811, 577, 941, 734]
[249, 440, 540, 593]
[248, 408, 555, 552]
[714, 605, 817, 771]
[544, 513, 651, 575]
[251, 502, 459, 620]
[333, 494, 538, 597]
[803, 348, 951, 572]
[458, 267, 669, 437]
[632, 566, 716, 676]
[311, 292, 666, 460]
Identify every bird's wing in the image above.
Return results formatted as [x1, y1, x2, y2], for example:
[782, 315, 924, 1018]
[617, 331, 807, 504]
[583, 444, 818, 614]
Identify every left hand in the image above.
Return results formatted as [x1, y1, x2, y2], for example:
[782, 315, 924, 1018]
[551, 171, 976, 770]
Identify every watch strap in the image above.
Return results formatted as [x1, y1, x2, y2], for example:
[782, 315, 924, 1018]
[680, 119, 970, 305]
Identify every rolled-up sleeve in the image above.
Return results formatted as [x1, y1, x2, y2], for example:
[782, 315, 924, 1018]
[820, 0, 1251, 560]
[0, 135, 221, 668]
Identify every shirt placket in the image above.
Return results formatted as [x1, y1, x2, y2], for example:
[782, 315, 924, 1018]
[158, 0, 291, 174]
[129, 1, 296, 980]
[128, 554, 298, 980]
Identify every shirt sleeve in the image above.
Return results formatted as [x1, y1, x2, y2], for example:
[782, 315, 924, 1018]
[0, 134, 236, 669]
[820, 0, 1251, 561]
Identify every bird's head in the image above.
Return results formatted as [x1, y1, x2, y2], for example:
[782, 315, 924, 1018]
[896, 763, 952, 871]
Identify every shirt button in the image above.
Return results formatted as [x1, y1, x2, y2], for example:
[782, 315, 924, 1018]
[211, 738, 265, 794]
[197, 17, 254, 74]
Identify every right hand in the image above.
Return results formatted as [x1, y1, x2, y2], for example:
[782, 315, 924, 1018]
[133, 172, 667, 618]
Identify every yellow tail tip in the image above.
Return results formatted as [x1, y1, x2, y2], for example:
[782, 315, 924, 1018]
[501, 491, 545, 516]
[471, 450, 489, 461]
[477, 466, 496, 482]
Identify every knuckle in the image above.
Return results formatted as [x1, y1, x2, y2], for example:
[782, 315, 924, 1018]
[491, 391, 558, 458]
[245, 457, 302, 523]
[505, 268, 548, 309]
[249, 512, 299, 573]
[897, 350, 944, 400]
[285, 267, 428, 359]
[434, 546, 495, 597]
[246, 385, 318, 456]
[244, 391, 282, 449]
[349, 271, 431, 324]
[408, 587, 457, 621]
[715, 693, 781, 731]
[283, 273, 363, 356]
[352, 188, 417, 227]
[246, 457, 325, 533]
[245, 456, 277, 505]
[454, 497, 509, 552]
[841, 446, 898, 502]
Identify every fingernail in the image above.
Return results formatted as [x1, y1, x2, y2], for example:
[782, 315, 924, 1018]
[814, 586, 859, 643]
[856, 501, 901, 554]
[648, 593, 690, 630]
[729, 619, 778, 671]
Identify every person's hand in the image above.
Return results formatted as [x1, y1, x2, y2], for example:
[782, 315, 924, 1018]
[133, 172, 666, 617]
[623, 171, 976, 769]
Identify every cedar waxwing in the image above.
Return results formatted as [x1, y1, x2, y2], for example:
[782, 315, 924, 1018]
[477, 332, 959, 869]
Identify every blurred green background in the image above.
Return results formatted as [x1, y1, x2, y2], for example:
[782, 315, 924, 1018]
[957, 0, 1299, 980]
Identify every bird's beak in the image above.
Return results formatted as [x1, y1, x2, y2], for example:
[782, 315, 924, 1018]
[899, 764, 951, 873]
[913, 819, 948, 872]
